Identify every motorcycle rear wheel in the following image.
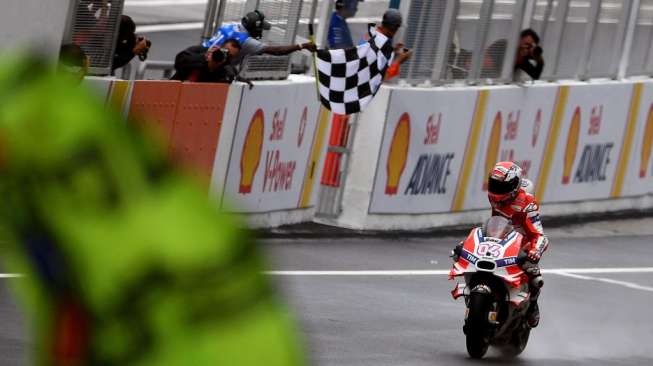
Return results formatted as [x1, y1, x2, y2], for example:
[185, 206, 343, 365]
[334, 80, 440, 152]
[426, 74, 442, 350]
[465, 292, 491, 359]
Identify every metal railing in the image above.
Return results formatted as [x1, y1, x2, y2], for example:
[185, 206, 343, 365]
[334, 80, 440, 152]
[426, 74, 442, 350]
[64, 0, 125, 76]
[398, 0, 653, 84]
[627, 0, 653, 76]
[401, 0, 525, 85]
[66, 0, 653, 81]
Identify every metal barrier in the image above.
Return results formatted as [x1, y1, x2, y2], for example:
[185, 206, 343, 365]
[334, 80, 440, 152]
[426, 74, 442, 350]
[627, 0, 653, 76]
[64, 0, 125, 76]
[135, 60, 175, 80]
[239, 55, 291, 80]
[401, 0, 524, 85]
[94, 0, 653, 82]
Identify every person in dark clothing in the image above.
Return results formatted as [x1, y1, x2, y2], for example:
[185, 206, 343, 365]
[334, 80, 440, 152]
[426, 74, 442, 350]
[480, 39, 507, 79]
[171, 39, 252, 87]
[514, 28, 544, 81]
[58, 43, 89, 83]
[112, 15, 150, 71]
[327, 0, 354, 49]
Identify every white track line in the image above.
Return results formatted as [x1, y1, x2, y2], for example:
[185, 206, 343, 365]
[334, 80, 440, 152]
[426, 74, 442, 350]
[552, 271, 653, 293]
[0, 274, 22, 278]
[265, 267, 653, 276]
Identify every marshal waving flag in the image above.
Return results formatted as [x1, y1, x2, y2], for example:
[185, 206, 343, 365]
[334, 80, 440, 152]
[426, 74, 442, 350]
[316, 29, 394, 115]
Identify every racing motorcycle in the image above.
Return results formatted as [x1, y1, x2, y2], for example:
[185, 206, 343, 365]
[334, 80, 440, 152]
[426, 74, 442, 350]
[449, 216, 541, 358]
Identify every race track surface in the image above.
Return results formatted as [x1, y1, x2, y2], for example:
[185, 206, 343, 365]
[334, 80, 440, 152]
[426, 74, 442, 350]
[2, 218, 653, 365]
[263, 219, 653, 366]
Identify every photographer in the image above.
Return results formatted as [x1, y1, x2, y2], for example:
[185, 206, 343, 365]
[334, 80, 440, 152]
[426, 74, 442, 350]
[171, 39, 252, 87]
[514, 28, 544, 82]
[203, 10, 316, 72]
[112, 15, 151, 72]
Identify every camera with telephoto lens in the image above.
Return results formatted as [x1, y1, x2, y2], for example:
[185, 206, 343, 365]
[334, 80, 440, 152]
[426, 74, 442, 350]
[210, 48, 230, 63]
[532, 45, 543, 58]
[137, 36, 152, 61]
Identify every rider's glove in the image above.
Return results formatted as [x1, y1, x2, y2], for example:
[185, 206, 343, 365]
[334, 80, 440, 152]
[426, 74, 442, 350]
[527, 247, 542, 263]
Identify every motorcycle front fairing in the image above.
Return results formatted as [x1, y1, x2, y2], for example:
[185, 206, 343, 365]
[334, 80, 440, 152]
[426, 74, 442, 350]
[449, 227, 530, 307]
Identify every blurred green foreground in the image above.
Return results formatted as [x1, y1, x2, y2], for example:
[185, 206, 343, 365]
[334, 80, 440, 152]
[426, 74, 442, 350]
[0, 57, 305, 365]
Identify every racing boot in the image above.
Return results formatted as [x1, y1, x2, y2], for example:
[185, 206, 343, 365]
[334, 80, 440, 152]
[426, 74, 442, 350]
[526, 299, 540, 328]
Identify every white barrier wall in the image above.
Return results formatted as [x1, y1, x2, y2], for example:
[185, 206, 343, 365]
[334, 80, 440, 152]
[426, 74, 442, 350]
[368, 87, 477, 213]
[211, 76, 330, 228]
[85, 75, 653, 230]
[325, 79, 653, 230]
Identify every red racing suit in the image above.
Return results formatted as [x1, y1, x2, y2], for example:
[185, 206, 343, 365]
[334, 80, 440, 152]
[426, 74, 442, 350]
[489, 188, 549, 260]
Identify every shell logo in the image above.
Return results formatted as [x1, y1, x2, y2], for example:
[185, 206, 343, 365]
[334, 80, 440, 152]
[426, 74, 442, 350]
[239, 109, 265, 194]
[562, 107, 581, 185]
[482, 112, 502, 191]
[640, 104, 653, 178]
[385, 113, 410, 195]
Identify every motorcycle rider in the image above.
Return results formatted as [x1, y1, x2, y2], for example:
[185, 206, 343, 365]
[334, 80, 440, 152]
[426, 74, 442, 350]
[454, 161, 548, 328]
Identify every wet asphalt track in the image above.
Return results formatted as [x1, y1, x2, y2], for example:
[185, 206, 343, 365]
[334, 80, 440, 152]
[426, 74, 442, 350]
[5, 219, 653, 365]
[262, 223, 653, 366]
[2, 219, 653, 365]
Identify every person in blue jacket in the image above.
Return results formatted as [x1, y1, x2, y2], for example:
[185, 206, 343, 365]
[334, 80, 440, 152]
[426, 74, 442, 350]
[327, 0, 354, 49]
[203, 10, 316, 71]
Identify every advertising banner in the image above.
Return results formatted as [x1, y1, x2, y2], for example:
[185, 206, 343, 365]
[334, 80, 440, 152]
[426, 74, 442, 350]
[462, 86, 559, 210]
[368, 88, 477, 214]
[541, 83, 632, 202]
[619, 82, 653, 197]
[221, 82, 321, 212]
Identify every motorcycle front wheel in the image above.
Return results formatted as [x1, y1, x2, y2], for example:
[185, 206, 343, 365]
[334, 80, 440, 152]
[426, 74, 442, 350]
[465, 292, 491, 359]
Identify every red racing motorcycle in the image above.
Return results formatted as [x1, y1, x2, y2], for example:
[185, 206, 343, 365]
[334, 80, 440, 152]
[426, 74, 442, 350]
[449, 216, 540, 358]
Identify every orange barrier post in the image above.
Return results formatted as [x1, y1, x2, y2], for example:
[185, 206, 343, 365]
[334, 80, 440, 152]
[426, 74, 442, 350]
[320, 113, 350, 187]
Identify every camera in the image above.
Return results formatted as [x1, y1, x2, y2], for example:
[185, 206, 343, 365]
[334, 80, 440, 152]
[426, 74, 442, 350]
[137, 36, 152, 61]
[211, 48, 230, 63]
[532, 45, 543, 58]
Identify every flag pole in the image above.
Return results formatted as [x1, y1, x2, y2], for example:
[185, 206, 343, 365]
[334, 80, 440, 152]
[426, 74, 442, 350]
[307, 0, 320, 101]
[308, 25, 320, 101]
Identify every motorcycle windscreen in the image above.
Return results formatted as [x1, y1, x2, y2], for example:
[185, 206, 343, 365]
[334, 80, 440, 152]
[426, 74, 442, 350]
[483, 216, 513, 239]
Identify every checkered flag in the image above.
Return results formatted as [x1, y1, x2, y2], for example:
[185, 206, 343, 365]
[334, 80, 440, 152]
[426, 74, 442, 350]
[317, 31, 394, 115]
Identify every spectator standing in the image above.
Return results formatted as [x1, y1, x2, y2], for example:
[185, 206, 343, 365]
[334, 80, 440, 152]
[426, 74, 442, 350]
[203, 10, 316, 72]
[112, 15, 151, 72]
[327, 0, 354, 49]
[514, 29, 544, 82]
